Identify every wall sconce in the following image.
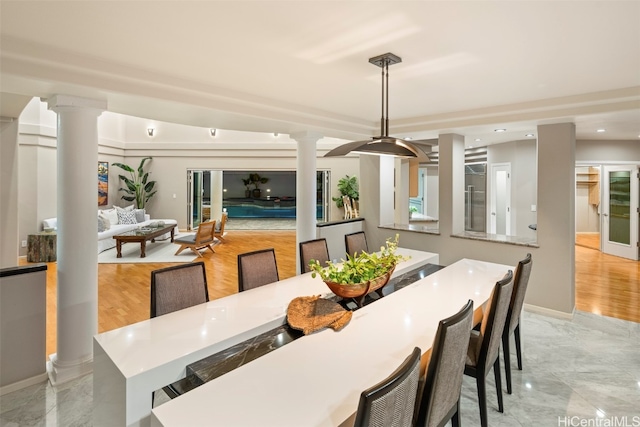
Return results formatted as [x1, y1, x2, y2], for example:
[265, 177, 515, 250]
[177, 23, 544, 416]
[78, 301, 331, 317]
[147, 127, 155, 137]
[273, 132, 279, 137]
[210, 128, 217, 137]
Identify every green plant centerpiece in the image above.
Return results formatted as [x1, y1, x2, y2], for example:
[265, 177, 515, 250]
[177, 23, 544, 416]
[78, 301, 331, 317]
[309, 234, 408, 306]
[112, 157, 157, 209]
[244, 173, 269, 198]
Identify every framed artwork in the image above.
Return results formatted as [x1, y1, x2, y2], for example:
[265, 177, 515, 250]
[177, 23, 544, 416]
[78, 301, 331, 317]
[98, 161, 109, 206]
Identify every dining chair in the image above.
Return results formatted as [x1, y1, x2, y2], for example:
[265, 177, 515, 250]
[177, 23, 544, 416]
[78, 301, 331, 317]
[503, 253, 533, 394]
[237, 248, 279, 292]
[464, 270, 514, 427]
[415, 299, 474, 427]
[150, 261, 209, 399]
[345, 231, 368, 257]
[173, 220, 216, 257]
[299, 238, 330, 274]
[353, 347, 422, 427]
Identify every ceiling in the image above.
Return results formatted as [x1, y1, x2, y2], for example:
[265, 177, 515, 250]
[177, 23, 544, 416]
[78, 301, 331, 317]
[1, 1, 639, 147]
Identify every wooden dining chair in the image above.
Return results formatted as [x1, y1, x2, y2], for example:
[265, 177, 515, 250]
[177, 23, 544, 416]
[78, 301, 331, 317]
[503, 253, 533, 394]
[353, 347, 422, 427]
[345, 231, 368, 257]
[173, 220, 216, 257]
[237, 248, 279, 292]
[415, 300, 474, 427]
[299, 238, 330, 274]
[464, 270, 514, 427]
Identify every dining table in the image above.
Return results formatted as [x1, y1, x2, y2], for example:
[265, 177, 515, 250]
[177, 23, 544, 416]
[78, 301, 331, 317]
[93, 248, 441, 427]
[148, 256, 512, 427]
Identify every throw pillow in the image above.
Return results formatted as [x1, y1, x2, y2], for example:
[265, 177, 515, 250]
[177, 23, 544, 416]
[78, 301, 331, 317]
[134, 209, 146, 223]
[117, 209, 138, 225]
[100, 208, 119, 225]
[114, 204, 135, 211]
[97, 215, 111, 232]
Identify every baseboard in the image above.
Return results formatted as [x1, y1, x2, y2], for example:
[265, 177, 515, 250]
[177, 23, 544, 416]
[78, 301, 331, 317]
[524, 303, 575, 320]
[0, 372, 48, 396]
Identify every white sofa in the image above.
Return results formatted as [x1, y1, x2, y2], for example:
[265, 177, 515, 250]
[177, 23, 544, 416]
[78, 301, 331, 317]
[42, 209, 178, 254]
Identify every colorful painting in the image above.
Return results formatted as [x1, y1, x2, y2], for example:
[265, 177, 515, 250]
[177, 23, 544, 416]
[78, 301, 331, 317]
[98, 161, 109, 206]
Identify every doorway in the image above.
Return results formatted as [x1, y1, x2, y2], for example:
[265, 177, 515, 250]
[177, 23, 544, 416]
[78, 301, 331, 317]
[490, 163, 511, 235]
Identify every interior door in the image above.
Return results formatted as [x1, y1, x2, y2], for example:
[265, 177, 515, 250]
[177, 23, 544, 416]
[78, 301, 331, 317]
[602, 165, 639, 260]
[490, 163, 511, 235]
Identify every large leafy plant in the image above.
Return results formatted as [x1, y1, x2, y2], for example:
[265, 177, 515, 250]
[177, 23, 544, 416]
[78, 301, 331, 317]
[309, 234, 407, 285]
[112, 157, 157, 209]
[333, 175, 359, 208]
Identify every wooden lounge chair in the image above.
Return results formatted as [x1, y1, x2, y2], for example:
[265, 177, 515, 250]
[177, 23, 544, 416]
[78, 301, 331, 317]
[214, 212, 228, 243]
[174, 220, 216, 257]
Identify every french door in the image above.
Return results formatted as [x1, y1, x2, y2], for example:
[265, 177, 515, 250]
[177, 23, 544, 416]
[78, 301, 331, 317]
[602, 165, 639, 260]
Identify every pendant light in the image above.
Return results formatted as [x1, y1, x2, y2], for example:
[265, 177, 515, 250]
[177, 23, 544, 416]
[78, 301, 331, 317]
[325, 53, 419, 158]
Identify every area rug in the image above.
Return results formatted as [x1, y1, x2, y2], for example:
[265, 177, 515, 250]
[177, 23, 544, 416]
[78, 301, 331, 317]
[98, 235, 201, 264]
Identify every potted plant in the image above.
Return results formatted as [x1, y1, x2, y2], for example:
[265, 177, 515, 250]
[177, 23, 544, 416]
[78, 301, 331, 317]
[249, 173, 269, 198]
[308, 234, 408, 306]
[242, 178, 252, 198]
[332, 175, 359, 208]
[112, 157, 157, 209]
[410, 206, 418, 218]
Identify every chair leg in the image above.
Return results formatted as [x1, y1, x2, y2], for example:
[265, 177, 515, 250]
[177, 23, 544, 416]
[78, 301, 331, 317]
[189, 247, 204, 257]
[476, 375, 488, 427]
[206, 244, 215, 254]
[451, 400, 461, 427]
[493, 358, 504, 413]
[514, 323, 523, 370]
[174, 245, 187, 255]
[502, 332, 513, 394]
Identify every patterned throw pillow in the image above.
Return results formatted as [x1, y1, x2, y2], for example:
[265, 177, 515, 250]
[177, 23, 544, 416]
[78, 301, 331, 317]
[117, 209, 138, 225]
[134, 209, 146, 223]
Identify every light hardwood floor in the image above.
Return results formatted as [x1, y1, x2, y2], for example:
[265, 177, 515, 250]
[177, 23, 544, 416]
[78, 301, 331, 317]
[24, 230, 639, 359]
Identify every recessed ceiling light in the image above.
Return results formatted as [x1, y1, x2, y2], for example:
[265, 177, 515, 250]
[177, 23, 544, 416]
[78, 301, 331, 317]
[596, 128, 606, 133]
[474, 138, 481, 142]
[494, 128, 506, 133]
[405, 137, 413, 140]
[525, 133, 535, 137]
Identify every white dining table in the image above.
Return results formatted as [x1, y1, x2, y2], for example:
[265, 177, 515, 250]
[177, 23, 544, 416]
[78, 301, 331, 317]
[149, 257, 512, 427]
[93, 248, 439, 427]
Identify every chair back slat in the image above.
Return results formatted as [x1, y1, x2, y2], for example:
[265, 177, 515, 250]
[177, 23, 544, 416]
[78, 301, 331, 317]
[345, 231, 368, 257]
[479, 271, 514, 372]
[238, 248, 279, 292]
[299, 238, 330, 274]
[417, 300, 474, 427]
[354, 347, 422, 427]
[195, 220, 215, 244]
[150, 262, 209, 317]
[507, 253, 533, 334]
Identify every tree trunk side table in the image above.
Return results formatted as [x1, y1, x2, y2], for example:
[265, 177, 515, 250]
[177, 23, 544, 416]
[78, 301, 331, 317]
[27, 233, 57, 262]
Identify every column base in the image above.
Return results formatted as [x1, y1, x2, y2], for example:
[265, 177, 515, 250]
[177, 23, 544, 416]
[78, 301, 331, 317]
[46, 353, 93, 386]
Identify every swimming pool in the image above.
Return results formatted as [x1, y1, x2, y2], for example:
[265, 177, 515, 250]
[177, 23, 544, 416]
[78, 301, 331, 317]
[223, 203, 322, 219]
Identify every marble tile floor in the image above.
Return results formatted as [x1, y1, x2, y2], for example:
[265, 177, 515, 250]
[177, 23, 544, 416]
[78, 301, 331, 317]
[1, 310, 638, 426]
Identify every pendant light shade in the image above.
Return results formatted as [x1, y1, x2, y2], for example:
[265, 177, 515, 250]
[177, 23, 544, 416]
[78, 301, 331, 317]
[325, 53, 418, 158]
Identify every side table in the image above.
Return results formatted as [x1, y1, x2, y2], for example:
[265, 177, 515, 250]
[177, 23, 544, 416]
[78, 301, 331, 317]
[27, 233, 57, 262]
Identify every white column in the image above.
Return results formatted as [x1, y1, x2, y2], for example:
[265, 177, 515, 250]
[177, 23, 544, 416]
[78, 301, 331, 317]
[291, 131, 322, 274]
[0, 118, 20, 268]
[438, 133, 465, 235]
[47, 95, 106, 385]
[211, 170, 223, 220]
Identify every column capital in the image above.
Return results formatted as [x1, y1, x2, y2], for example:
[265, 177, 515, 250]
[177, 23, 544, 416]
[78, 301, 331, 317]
[290, 130, 323, 144]
[47, 94, 107, 113]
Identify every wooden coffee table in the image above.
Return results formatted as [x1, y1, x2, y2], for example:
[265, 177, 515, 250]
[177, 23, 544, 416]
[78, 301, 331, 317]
[113, 225, 176, 258]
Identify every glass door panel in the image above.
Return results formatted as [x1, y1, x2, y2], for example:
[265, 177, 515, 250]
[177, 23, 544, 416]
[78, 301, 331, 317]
[602, 165, 639, 260]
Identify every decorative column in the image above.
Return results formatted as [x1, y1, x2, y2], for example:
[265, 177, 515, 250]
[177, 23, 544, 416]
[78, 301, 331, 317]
[291, 131, 322, 274]
[47, 95, 106, 385]
[438, 133, 465, 236]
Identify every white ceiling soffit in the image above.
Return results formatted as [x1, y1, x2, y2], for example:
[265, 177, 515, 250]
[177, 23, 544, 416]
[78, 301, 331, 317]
[0, 1, 639, 144]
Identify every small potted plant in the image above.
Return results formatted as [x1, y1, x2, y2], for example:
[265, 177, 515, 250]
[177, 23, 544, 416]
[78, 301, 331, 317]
[242, 178, 252, 198]
[308, 234, 408, 306]
[410, 206, 418, 219]
[249, 173, 269, 198]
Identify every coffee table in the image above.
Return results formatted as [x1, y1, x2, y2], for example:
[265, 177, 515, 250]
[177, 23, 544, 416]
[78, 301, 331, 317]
[113, 224, 176, 258]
